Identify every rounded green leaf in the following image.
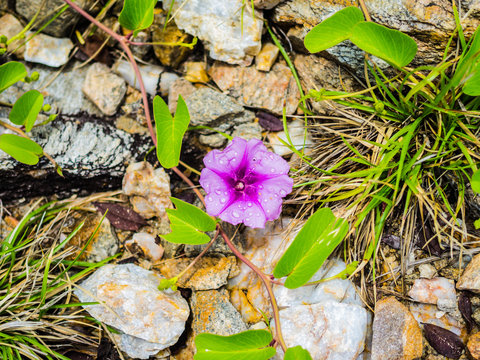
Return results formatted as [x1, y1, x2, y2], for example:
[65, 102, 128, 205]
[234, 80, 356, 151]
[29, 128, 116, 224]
[119, 0, 156, 32]
[0, 61, 27, 93]
[350, 22, 417, 68]
[0, 134, 42, 165]
[273, 207, 349, 289]
[9, 90, 44, 131]
[194, 330, 276, 360]
[472, 169, 480, 193]
[284, 346, 313, 360]
[304, 7, 364, 53]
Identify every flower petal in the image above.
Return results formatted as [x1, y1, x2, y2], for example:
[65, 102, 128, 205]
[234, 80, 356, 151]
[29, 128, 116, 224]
[199, 168, 234, 217]
[203, 137, 247, 175]
[245, 142, 290, 178]
[256, 175, 293, 221]
[219, 196, 267, 228]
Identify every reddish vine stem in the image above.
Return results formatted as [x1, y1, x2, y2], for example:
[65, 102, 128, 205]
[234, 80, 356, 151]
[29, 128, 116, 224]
[62, 0, 156, 146]
[219, 227, 287, 352]
[63, 0, 287, 353]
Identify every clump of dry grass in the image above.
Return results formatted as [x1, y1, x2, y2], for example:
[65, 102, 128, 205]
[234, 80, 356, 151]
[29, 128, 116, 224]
[0, 193, 120, 359]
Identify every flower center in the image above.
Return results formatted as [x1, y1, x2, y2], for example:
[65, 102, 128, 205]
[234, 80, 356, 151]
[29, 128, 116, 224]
[234, 180, 245, 191]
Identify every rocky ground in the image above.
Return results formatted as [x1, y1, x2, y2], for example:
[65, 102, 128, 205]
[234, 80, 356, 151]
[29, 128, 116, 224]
[1, 0, 480, 359]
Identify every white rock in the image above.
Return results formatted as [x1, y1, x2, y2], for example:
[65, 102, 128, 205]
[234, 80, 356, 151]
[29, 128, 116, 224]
[24, 32, 73, 67]
[274, 301, 367, 360]
[125, 232, 164, 262]
[162, 0, 263, 65]
[123, 161, 172, 219]
[418, 263, 437, 279]
[159, 72, 179, 97]
[409, 303, 464, 336]
[407, 277, 456, 307]
[75, 264, 189, 359]
[113, 59, 164, 95]
[268, 119, 313, 156]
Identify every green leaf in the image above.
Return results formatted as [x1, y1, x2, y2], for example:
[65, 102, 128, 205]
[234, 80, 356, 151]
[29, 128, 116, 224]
[350, 22, 417, 68]
[118, 0, 156, 33]
[452, 27, 480, 89]
[0, 134, 43, 165]
[0, 61, 27, 93]
[161, 197, 217, 245]
[463, 70, 480, 95]
[158, 277, 178, 291]
[194, 330, 276, 360]
[475, 218, 480, 230]
[154, 95, 190, 169]
[472, 169, 480, 193]
[284, 346, 313, 360]
[9, 90, 44, 131]
[304, 7, 364, 53]
[273, 207, 349, 289]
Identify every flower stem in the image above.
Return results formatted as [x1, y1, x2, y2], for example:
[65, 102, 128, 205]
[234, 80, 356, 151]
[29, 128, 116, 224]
[219, 227, 287, 352]
[62, 0, 156, 146]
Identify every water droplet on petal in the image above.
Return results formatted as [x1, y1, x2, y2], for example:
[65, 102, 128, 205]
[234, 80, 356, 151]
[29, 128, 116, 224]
[220, 198, 226, 204]
[258, 185, 263, 189]
[270, 168, 275, 173]
[232, 211, 240, 218]
[279, 190, 286, 196]
[247, 202, 252, 207]
[215, 189, 222, 195]
[208, 196, 213, 201]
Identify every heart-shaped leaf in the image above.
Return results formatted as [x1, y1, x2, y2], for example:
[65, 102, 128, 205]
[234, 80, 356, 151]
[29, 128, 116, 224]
[284, 346, 313, 360]
[154, 95, 190, 169]
[161, 197, 217, 245]
[350, 22, 417, 68]
[9, 90, 44, 131]
[119, 0, 156, 34]
[304, 6, 364, 53]
[194, 330, 276, 360]
[273, 207, 349, 288]
[472, 169, 480, 193]
[0, 61, 27, 93]
[0, 134, 43, 165]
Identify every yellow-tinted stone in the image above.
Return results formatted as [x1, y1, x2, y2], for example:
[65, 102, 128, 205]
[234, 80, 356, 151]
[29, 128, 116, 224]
[255, 42, 279, 72]
[468, 332, 480, 359]
[184, 61, 209, 83]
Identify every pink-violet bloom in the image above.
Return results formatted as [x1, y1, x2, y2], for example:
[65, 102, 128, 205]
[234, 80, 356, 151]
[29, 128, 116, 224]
[199, 137, 293, 228]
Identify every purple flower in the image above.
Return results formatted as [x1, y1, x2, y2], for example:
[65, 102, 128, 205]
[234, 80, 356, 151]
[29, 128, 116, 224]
[199, 137, 293, 228]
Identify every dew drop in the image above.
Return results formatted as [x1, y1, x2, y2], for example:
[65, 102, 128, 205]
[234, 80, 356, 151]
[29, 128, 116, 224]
[208, 196, 213, 201]
[258, 185, 263, 189]
[270, 168, 275, 173]
[219, 159, 225, 164]
[232, 211, 240, 218]
[252, 157, 257, 162]
[247, 202, 253, 207]
[263, 199, 268, 203]
[279, 190, 286, 196]
[224, 191, 228, 195]
[266, 209, 270, 213]
[220, 198, 227, 204]
[215, 189, 222, 195]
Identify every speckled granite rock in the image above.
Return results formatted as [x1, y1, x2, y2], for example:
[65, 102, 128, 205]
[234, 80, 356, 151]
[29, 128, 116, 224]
[190, 288, 247, 336]
[0, 117, 150, 200]
[371, 297, 423, 360]
[75, 264, 189, 359]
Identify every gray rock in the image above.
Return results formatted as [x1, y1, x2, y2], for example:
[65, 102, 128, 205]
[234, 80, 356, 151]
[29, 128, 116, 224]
[231, 122, 263, 141]
[0, 62, 102, 116]
[0, 118, 150, 200]
[371, 297, 423, 360]
[24, 32, 73, 67]
[82, 63, 127, 116]
[68, 214, 119, 263]
[184, 87, 244, 127]
[273, 301, 367, 360]
[75, 264, 189, 359]
[16, 0, 95, 37]
[162, 0, 263, 65]
[190, 288, 247, 335]
[254, 0, 284, 9]
[198, 133, 227, 148]
[168, 77, 196, 113]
